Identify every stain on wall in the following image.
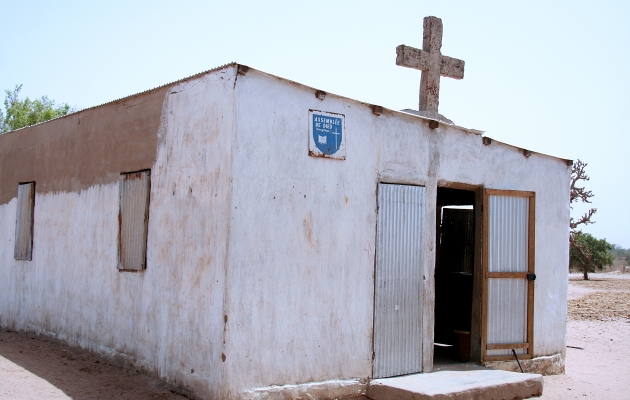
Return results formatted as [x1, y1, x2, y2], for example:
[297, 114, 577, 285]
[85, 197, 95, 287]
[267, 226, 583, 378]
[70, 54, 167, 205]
[0, 66, 238, 400]
[0, 87, 169, 205]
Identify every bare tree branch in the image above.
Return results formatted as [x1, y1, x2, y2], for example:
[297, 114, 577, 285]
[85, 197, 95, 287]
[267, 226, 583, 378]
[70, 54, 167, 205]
[570, 208, 597, 230]
[570, 160, 595, 206]
[569, 160, 603, 278]
[569, 159, 596, 233]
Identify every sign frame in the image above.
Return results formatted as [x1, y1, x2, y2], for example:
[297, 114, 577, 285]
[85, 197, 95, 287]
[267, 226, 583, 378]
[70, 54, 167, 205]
[308, 110, 346, 160]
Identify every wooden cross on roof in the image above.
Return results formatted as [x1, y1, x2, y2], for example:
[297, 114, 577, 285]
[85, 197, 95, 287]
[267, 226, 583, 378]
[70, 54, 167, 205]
[396, 16, 465, 118]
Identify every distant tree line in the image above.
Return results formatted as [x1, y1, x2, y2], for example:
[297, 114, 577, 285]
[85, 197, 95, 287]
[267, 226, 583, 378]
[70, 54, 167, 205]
[611, 244, 630, 265]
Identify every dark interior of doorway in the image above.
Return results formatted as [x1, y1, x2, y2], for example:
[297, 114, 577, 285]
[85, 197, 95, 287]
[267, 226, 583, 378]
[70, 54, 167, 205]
[434, 187, 476, 366]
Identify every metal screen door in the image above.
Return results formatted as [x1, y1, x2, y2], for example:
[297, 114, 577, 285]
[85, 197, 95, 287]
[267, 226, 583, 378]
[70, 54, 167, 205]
[482, 189, 535, 361]
[373, 183, 425, 378]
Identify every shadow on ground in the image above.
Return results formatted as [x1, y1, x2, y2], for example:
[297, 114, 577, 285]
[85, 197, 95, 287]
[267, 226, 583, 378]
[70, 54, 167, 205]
[0, 329, 190, 400]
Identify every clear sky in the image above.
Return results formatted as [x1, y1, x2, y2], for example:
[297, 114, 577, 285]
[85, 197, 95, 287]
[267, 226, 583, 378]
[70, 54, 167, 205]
[2, 1, 629, 247]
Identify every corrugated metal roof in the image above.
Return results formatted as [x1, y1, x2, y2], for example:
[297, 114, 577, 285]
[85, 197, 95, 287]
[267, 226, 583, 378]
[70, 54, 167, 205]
[87, 62, 237, 110]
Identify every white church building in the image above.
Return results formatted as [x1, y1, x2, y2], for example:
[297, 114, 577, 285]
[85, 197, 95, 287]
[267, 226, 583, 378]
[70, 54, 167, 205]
[1, 17, 568, 399]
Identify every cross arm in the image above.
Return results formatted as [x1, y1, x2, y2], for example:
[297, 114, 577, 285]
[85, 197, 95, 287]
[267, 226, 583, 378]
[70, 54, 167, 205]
[441, 55, 465, 79]
[397, 45, 465, 80]
[396, 45, 430, 71]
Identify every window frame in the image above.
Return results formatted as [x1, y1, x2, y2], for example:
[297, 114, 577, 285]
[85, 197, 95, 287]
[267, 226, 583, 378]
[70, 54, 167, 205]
[15, 182, 36, 261]
[118, 170, 151, 271]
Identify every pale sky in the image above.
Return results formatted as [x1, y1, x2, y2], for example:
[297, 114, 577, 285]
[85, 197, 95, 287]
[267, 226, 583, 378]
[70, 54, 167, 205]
[2, 1, 629, 247]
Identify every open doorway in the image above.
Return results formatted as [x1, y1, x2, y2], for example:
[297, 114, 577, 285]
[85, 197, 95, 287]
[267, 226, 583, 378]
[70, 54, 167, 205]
[434, 187, 476, 366]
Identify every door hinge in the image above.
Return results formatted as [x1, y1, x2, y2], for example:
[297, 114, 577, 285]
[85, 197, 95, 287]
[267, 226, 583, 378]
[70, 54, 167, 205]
[372, 351, 375, 360]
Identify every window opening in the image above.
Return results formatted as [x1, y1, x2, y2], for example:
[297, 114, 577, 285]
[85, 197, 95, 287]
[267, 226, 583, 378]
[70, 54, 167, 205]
[15, 182, 35, 261]
[118, 170, 151, 271]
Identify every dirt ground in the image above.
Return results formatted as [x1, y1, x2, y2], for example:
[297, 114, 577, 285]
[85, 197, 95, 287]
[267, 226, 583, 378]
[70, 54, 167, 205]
[2, 273, 630, 399]
[0, 331, 190, 399]
[538, 272, 630, 399]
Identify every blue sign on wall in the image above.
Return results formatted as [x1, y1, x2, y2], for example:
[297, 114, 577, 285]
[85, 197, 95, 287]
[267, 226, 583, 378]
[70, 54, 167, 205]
[308, 110, 346, 160]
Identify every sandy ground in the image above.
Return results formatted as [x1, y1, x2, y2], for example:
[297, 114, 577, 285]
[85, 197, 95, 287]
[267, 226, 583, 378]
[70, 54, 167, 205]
[2, 272, 629, 399]
[539, 272, 630, 399]
[0, 330, 189, 400]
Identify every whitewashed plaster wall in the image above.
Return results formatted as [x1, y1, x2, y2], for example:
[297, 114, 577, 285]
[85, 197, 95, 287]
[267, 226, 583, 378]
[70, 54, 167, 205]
[0, 64, 569, 399]
[223, 69, 569, 396]
[0, 66, 237, 399]
[224, 71, 381, 398]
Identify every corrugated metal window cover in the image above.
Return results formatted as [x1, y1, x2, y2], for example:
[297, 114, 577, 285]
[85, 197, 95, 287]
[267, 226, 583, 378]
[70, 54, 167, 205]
[118, 170, 151, 271]
[15, 182, 35, 261]
[373, 183, 425, 378]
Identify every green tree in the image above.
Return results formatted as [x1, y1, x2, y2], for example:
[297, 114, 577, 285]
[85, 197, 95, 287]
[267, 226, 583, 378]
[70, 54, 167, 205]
[569, 233, 614, 280]
[0, 85, 74, 133]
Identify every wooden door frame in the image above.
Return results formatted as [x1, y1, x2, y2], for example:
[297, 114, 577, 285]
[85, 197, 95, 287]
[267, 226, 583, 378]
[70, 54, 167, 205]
[481, 189, 535, 362]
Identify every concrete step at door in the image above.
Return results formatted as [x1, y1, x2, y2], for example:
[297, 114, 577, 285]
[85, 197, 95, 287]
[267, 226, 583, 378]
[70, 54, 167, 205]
[367, 369, 543, 400]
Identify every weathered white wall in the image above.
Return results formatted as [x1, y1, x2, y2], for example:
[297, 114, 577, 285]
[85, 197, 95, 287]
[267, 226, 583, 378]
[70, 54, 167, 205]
[0, 66, 238, 399]
[223, 72, 380, 398]
[0, 64, 569, 399]
[222, 69, 569, 396]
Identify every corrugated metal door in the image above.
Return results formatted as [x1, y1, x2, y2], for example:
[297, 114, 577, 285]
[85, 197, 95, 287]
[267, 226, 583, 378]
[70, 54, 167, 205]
[15, 182, 35, 261]
[118, 170, 151, 271]
[482, 189, 535, 361]
[373, 183, 425, 378]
